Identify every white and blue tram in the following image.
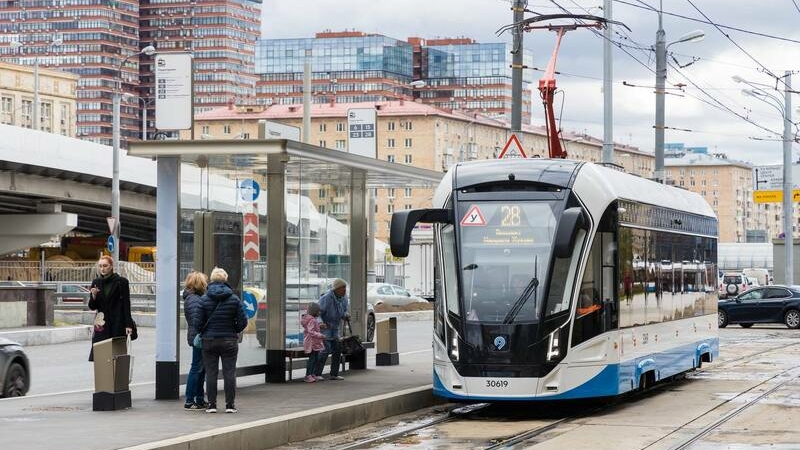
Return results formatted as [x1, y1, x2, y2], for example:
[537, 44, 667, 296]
[390, 159, 718, 401]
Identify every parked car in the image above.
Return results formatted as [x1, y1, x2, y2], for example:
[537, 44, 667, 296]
[367, 283, 429, 307]
[718, 285, 800, 329]
[718, 272, 750, 299]
[0, 337, 29, 397]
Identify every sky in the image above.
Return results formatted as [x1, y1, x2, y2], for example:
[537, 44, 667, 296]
[260, 0, 800, 166]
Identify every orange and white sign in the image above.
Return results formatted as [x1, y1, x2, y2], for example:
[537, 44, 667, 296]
[497, 134, 527, 159]
[243, 205, 259, 261]
[460, 205, 486, 226]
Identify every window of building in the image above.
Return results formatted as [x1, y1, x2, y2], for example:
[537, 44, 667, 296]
[21, 100, 32, 128]
[223, 125, 231, 134]
[387, 138, 395, 148]
[319, 123, 327, 132]
[387, 155, 395, 163]
[335, 139, 346, 150]
[387, 121, 395, 131]
[318, 188, 326, 198]
[404, 187, 412, 198]
[387, 188, 395, 198]
[404, 204, 412, 210]
[318, 205, 326, 214]
[202, 125, 210, 134]
[404, 138, 412, 148]
[387, 204, 394, 214]
[336, 122, 345, 132]
[1, 96, 13, 125]
[319, 140, 327, 147]
[404, 154, 412, 164]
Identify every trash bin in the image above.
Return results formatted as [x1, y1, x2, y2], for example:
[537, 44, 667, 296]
[376, 317, 399, 366]
[92, 336, 131, 411]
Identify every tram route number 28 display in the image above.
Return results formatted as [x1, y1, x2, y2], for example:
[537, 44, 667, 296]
[486, 379, 509, 388]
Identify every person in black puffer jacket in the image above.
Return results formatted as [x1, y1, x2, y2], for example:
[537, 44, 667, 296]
[182, 271, 208, 410]
[196, 267, 247, 414]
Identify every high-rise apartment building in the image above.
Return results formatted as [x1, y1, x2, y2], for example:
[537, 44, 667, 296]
[0, 0, 261, 145]
[255, 32, 533, 123]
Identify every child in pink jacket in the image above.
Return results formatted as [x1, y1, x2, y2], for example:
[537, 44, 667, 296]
[301, 302, 326, 383]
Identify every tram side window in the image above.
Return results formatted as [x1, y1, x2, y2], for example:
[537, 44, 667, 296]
[572, 236, 604, 346]
[441, 224, 460, 317]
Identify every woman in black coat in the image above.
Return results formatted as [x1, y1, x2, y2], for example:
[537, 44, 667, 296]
[88, 255, 133, 361]
[196, 267, 247, 413]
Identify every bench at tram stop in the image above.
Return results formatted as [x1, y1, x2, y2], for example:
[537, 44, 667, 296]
[283, 340, 375, 381]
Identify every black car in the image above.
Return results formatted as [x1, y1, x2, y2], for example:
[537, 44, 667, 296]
[0, 337, 30, 397]
[718, 285, 800, 329]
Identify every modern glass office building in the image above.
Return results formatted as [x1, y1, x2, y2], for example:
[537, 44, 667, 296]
[421, 41, 533, 122]
[255, 32, 532, 123]
[256, 31, 414, 106]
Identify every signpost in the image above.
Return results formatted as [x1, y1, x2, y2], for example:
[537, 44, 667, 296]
[155, 52, 193, 131]
[347, 108, 377, 158]
[753, 165, 800, 203]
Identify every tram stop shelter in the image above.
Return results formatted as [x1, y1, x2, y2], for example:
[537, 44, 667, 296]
[128, 132, 442, 399]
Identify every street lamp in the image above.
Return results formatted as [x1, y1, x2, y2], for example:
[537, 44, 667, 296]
[10, 38, 63, 131]
[734, 72, 794, 284]
[112, 45, 156, 263]
[654, 1, 704, 183]
[122, 93, 154, 141]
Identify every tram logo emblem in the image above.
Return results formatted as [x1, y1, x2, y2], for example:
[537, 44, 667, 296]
[493, 335, 507, 350]
[460, 205, 486, 226]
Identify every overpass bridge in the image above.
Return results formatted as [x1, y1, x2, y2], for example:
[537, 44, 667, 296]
[0, 124, 160, 254]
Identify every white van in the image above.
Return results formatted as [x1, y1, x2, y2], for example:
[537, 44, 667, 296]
[742, 268, 770, 287]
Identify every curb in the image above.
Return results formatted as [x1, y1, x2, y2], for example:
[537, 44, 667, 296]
[0, 325, 92, 346]
[119, 385, 443, 450]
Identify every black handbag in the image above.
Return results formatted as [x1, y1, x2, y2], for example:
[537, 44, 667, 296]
[339, 320, 364, 356]
[130, 320, 138, 341]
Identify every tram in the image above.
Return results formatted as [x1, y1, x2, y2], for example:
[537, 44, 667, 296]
[390, 159, 718, 401]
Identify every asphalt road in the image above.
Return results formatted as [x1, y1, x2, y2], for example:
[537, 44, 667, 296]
[23, 316, 433, 396]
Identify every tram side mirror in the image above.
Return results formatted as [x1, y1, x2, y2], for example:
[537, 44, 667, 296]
[554, 207, 587, 259]
[390, 208, 450, 257]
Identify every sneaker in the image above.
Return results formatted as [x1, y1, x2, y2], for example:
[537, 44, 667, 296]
[184, 403, 204, 411]
[195, 401, 209, 409]
[314, 375, 326, 382]
[330, 375, 344, 381]
[304, 375, 316, 383]
[225, 404, 238, 414]
[206, 404, 217, 413]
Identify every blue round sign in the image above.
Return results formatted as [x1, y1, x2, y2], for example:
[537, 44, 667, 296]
[240, 179, 260, 202]
[106, 235, 116, 253]
[242, 290, 257, 319]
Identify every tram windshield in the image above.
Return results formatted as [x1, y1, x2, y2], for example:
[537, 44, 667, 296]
[457, 201, 559, 324]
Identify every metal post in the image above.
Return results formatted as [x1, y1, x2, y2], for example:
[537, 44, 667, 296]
[142, 101, 147, 141]
[111, 91, 121, 263]
[33, 58, 40, 131]
[783, 71, 793, 285]
[510, 0, 526, 133]
[602, 0, 613, 164]
[654, 4, 666, 183]
[302, 60, 311, 143]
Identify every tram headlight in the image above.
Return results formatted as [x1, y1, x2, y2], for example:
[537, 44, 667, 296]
[447, 321, 460, 361]
[546, 329, 560, 361]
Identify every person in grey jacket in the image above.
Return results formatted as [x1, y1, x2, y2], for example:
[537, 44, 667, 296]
[182, 271, 208, 410]
[318, 278, 350, 380]
[196, 267, 247, 413]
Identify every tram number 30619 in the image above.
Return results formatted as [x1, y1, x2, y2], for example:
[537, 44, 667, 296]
[485, 379, 509, 388]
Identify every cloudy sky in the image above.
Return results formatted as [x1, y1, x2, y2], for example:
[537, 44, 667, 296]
[261, 1, 800, 166]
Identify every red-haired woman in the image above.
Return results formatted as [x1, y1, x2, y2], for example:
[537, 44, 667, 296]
[88, 255, 133, 361]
